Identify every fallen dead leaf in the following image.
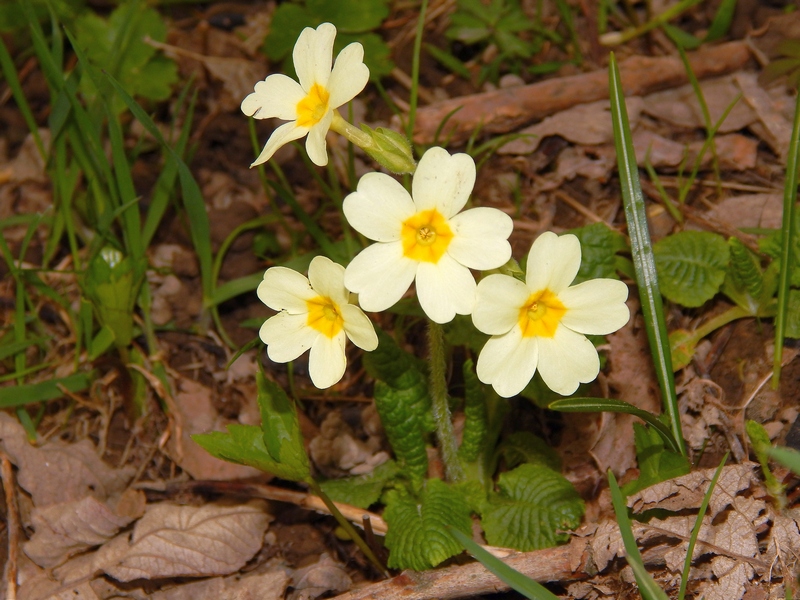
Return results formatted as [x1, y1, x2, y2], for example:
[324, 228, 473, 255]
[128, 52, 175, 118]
[289, 553, 352, 600]
[150, 563, 290, 600]
[0, 412, 134, 507]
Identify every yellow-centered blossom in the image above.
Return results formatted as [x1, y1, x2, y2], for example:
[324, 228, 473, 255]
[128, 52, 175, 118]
[472, 232, 630, 397]
[342, 147, 513, 323]
[241, 23, 369, 167]
[258, 256, 377, 389]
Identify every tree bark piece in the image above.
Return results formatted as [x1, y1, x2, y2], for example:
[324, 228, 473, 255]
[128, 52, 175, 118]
[331, 538, 590, 600]
[409, 41, 752, 144]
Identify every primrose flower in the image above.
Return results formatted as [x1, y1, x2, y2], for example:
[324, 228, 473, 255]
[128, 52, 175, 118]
[241, 22, 369, 167]
[472, 232, 630, 397]
[258, 256, 378, 389]
[343, 146, 513, 324]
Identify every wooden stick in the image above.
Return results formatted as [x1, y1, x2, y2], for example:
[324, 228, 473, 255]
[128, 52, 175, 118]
[1, 453, 18, 600]
[409, 41, 752, 144]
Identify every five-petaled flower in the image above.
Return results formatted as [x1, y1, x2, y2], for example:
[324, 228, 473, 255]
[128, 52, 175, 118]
[241, 22, 369, 168]
[472, 232, 630, 397]
[258, 256, 378, 389]
[342, 146, 514, 324]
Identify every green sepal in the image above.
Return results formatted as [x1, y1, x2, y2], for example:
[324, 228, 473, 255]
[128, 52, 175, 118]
[383, 479, 472, 571]
[359, 124, 416, 174]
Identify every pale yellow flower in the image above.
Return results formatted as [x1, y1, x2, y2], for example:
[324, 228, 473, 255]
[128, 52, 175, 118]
[242, 23, 369, 167]
[258, 256, 377, 389]
[473, 232, 630, 397]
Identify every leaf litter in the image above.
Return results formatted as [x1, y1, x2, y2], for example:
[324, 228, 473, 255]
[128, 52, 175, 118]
[2, 3, 800, 600]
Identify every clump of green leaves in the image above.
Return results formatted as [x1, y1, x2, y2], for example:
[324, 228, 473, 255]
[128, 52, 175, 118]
[763, 39, 800, 88]
[263, 0, 394, 81]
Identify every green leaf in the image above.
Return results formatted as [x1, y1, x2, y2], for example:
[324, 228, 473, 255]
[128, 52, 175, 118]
[727, 237, 763, 299]
[443, 314, 489, 354]
[569, 222, 628, 284]
[481, 464, 584, 551]
[310, 0, 389, 32]
[424, 43, 473, 79]
[668, 328, 696, 372]
[384, 479, 472, 571]
[340, 32, 394, 81]
[192, 424, 310, 483]
[704, 0, 736, 42]
[448, 527, 561, 600]
[318, 460, 399, 508]
[0, 372, 94, 408]
[499, 432, 561, 472]
[653, 230, 729, 307]
[746, 420, 785, 504]
[364, 330, 432, 482]
[549, 397, 681, 454]
[263, 3, 310, 61]
[621, 423, 690, 496]
[256, 371, 311, 478]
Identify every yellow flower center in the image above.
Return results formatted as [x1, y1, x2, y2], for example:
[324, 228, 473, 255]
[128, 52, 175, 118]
[401, 209, 454, 263]
[306, 295, 344, 338]
[518, 289, 566, 338]
[296, 83, 331, 128]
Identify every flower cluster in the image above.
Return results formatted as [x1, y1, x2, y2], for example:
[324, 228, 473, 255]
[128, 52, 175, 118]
[245, 23, 630, 394]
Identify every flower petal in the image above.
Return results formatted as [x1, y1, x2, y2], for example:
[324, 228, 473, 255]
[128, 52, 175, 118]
[447, 207, 513, 270]
[473, 274, 529, 335]
[305, 110, 333, 166]
[293, 23, 335, 91]
[241, 74, 305, 120]
[257, 266, 315, 313]
[341, 304, 378, 351]
[251, 121, 308, 168]
[260, 312, 317, 363]
[412, 147, 476, 217]
[308, 332, 347, 388]
[476, 329, 539, 398]
[307, 256, 348, 305]
[536, 326, 599, 396]
[344, 242, 416, 312]
[525, 232, 581, 294]
[343, 173, 415, 241]
[559, 278, 630, 335]
[415, 255, 476, 323]
[327, 42, 369, 108]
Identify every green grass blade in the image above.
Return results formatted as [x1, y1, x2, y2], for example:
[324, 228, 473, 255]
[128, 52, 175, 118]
[678, 453, 727, 600]
[773, 87, 800, 388]
[448, 527, 560, 600]
[608, 471, 671, 600]
[0, 337, 47, 361]
[769, 446, 800, 476]
[549, 397, 680, 454]
[0, 372, 95, 408]
[0, 36, 45, 158]
[608, 53, 686, 456]
[107, 107, 143, 260]
[210, 273, 263, 307]
[104, 73, 214, 310]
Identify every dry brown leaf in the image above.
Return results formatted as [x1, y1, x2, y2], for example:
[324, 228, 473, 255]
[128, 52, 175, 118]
[167, 377, 264, 481]
[149, 564, 290, 600]
[735, 72, 793, 159]
[628, 463, 757, 516]
[0, 412, 134, 507]
[99, 500, 271, 581]
[24, 494, 140, 568]
[702, 194, 784, 231]
[289, 554, 352, 600]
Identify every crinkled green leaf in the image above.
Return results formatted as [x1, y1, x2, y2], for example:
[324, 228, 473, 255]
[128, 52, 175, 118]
[727, 237, 763, 298]
[257, 371, 310, 478]
[443, 314, 489, 354]
[384, 479, 472, 571]
[499, 432, 561, 472]
[569, 222, 628, 284]
[653, 230, 729, 307]
[481, 464, 584, 551]
[192, 424, 310, 482]
[340, 32, 394, 81]
[318, 460, 399, 508]
[621, 423, 690, 496]
[364, 329, 432, 482]
[263, 3, 309, 61]
[458, 359, 488, 463]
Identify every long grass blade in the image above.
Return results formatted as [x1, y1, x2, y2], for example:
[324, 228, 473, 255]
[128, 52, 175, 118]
[608, 53, 686, 456]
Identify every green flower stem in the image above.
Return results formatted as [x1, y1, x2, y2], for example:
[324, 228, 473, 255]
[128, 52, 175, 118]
[307, 480, 388, 577]
[427, 320, 464, 482]
[678, 305, 750, 351]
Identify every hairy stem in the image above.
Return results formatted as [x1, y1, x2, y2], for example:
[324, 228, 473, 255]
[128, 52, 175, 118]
[427, 320, 463, 482]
